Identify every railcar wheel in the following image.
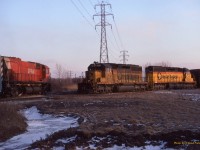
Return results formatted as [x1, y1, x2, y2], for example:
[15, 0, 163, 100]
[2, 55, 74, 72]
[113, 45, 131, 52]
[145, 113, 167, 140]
[10, 87, 19, 97]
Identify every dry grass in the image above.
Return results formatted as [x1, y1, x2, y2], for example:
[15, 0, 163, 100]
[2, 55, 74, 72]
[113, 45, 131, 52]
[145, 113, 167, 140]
[50, 78, 78, 92]
[31, 89, 200, 136]
[0, 103, 27, 142]
[23, 89, 200, 149]
[62, 84, 78, 91]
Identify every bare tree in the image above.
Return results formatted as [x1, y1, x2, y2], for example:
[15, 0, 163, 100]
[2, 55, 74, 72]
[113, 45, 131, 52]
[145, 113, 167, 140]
[55, 64, 63, 85]
[145, 61, 171, 67]
[62, 68, 68, 79]
[155, 61, 171, 67]
[62, 68, 71, 84]
[145, 62, 152, 67]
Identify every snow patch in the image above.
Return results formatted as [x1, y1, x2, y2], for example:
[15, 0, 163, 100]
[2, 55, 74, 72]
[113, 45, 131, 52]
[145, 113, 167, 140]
[183, 93, 200, 101]
[75, 141, 179, 150]
[51, 134, 188, 150]
[0, 106, 79, 150]
[56, 135, 77, 144]
[154, 91, 174, 94]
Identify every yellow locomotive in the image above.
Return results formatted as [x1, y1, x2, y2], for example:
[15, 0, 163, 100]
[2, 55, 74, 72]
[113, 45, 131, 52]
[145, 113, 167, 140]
[78, 62, 196, 93]
[146, 66, 195, 90]
[78, 62, 147, 93]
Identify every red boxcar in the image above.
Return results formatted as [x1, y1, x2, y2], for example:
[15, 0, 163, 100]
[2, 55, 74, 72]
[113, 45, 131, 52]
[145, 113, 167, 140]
[0, 56, 50, 96]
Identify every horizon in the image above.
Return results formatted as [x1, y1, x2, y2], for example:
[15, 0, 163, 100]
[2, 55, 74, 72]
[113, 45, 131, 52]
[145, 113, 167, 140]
[0, 0, 200, 77]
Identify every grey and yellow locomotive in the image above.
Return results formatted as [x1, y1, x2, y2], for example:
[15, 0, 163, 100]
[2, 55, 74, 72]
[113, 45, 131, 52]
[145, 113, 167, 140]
[146, 66, 195, 90]
[78, 62, 147, 93]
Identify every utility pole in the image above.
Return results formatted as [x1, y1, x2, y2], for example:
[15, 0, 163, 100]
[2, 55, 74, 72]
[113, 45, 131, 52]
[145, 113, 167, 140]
[93, 1, 113, 63]
[120, 50, 129, 64]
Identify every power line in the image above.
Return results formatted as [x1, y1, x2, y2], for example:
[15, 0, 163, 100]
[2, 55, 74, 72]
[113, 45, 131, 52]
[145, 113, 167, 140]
[108, 4, 125, 50]
[77, 0, 92, 18]
[70, 0, 101, 35]
[111, 28, 121, 51]
[70, 0, 94, 29]
[110, 53, 119, 63]
[70, 0, 122, 63]
[113, 18, 124, 50]
[88, 0, 94, 7]
[107, 34, 120, 54]
[105, 0, 110, 4]
[96, 0, 100, 4]
[76, 0, 97, 25]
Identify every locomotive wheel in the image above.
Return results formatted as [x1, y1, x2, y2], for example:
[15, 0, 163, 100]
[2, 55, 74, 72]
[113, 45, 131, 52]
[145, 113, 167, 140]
[10, 87, 19, 97]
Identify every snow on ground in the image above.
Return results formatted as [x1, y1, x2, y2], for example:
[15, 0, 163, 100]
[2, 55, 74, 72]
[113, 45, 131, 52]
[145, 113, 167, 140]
[75, 142, 180, 150]
[104, 143, 176, 150]
[0, 106, 79, 150]
[154, 91, 174, 94]
[154, 90, 200, 101]
[182, 93, 200, 101]
[51, 135, 180, 150]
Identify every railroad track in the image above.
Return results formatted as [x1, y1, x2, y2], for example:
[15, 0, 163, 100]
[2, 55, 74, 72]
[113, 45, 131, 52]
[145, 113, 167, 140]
[0, 95, 50, 103]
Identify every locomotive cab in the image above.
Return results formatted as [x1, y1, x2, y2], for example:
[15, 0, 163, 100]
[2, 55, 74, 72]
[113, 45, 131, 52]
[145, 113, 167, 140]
[78, 62, 115, 93]
[183, 68, 193, 82]
[42, 65, 50, 82]
[86, 62, 113, 85]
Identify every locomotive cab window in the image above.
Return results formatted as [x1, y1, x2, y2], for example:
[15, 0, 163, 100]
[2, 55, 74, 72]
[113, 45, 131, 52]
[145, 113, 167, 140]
[36, 63, 41, 69]
[106, 67, 112, 72]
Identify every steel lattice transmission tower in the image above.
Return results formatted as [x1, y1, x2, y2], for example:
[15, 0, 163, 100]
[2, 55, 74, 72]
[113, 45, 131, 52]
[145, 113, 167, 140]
[93, 1, 113, 63]
[120, 50, 129, 64]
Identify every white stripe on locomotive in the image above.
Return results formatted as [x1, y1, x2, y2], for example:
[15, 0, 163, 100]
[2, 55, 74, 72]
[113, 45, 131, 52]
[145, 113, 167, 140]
[4, 57, 11, 69]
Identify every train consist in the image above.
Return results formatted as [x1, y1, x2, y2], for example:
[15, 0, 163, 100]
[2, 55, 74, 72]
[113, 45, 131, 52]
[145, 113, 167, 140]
[0, 56, 50, 96]
[78, 62, 196, 93]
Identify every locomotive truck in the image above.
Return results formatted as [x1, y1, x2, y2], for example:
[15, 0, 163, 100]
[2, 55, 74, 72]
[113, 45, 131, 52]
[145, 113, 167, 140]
[78, 62, 196, 93]
[0, 56, 50, 96]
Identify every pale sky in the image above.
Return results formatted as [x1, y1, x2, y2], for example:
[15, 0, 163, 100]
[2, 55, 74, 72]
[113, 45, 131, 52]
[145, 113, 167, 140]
[0, 0, 200, 77]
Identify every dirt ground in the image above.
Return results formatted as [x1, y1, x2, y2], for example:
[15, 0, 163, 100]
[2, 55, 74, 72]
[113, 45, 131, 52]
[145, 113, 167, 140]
[0, 103, 27, 142]
[15, 89, 199, 149]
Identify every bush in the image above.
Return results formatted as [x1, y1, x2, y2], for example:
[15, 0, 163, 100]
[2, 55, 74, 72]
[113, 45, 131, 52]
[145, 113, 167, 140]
[50, 78, 79, 93]
[0, 103, 27, 142]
